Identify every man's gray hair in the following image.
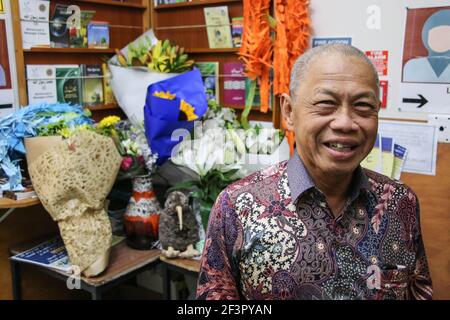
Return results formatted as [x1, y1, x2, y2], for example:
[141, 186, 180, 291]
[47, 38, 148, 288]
[289, 43, 380, 102]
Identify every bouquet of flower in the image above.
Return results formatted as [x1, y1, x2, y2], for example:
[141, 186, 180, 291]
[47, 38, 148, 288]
[170, 101, 289, 230]
[108, 29, 196, 124]
[96, 116, 158, 180]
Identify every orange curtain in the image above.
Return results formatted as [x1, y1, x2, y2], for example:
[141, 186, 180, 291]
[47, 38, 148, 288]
[239, 0, 310, 155]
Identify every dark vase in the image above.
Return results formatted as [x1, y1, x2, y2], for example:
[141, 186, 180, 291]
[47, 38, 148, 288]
[123, 175, 161, 250]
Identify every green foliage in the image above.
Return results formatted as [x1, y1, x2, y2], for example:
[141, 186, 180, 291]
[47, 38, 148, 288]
[36, 120, 68, 136]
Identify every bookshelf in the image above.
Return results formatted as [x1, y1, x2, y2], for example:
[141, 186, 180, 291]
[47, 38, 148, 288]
[150, 0, 274, 123]
[10, 0, 151, 119]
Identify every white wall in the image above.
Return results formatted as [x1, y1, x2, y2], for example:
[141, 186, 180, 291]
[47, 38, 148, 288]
[309, 0, 450, 121]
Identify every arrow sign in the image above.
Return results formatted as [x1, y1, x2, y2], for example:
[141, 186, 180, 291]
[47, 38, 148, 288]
[402, 94, 428, 108]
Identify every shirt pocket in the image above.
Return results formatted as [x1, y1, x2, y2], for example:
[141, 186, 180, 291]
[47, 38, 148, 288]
[379, 268, 409, 299]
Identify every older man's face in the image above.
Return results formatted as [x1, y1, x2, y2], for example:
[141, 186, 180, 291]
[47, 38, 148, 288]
[287, 53, 380, 178]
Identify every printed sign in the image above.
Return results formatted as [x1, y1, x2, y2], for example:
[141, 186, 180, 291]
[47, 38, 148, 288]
[365, 50, 388, 76]
[312, 37, 352, 47]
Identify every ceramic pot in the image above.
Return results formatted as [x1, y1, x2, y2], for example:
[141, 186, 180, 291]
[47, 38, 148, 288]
[123, 174, 161, 249]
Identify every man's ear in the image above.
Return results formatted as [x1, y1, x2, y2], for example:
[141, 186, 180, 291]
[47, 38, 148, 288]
[280, 93, 295, 131]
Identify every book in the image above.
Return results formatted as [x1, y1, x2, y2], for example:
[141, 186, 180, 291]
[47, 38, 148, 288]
[101, 63, 117, 105]
[361, 134, 382, 174]
[87, 21, 110, 49]
[10, 235, 125, 273]
[26, 64, 57, 105]
[81, 64, 103, 107]
[19, 0, 50, 49]
[203, 6, 233, 49]
[49, 4, 71, 48]
[56, 65, 81, 105]
[392, 144, 407, 180]
[4, 188, 37, 201]
[223, 62, 245, 106]
[231, 17, 243, 48]
[194, 62, 219, 103]
[27, 64, 81, 105]
[381, 136, 394, 178]
[11, 237, 72, 273]
[69, 10, 96, 48]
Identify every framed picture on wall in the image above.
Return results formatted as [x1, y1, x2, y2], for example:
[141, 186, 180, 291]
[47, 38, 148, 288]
[0, 19, 12, 89]
[0, 14, 16, 116]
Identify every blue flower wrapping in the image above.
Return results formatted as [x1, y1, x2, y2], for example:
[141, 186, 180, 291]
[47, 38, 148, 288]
[144, 68, 208, 165]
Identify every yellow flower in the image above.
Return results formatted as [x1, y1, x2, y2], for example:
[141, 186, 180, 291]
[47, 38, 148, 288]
[76, 124, 92, 131]
[180, 100, 198, 121]
[153, 91, 176, 100]
[58, 127, 72, 138]
[98, 115, 121, 128]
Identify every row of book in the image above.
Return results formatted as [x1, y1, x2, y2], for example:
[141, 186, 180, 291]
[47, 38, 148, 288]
[204, 6, 243, 49]
[195, 61, 270, 110]
[154, 0, 191, 4]
[26, 64, 116, 107]
[19, 0, 109, 49]
[361, 134, 408, 180]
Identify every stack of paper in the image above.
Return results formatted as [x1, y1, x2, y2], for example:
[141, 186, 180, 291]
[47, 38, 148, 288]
[361, 134, 408, 180]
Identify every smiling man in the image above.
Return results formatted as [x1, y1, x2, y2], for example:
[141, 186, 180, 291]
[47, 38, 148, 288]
[196, 44, 433, 300]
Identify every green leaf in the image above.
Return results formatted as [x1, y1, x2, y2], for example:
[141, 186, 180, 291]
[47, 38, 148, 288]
[167, 181, 197, 193]
[241, 79, 256, 129]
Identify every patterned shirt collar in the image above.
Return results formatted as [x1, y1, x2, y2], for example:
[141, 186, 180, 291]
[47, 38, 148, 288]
[287, 150, 370, 203]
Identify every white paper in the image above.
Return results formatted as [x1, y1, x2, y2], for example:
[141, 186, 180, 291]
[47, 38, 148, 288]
[26, 64, 57, 104]
[378, 120, 438, 175]
[0, 89, 15, 116]
[19, 0, 50, 49]
[108, 64, 177, 124]
[399, 82, 450, 114]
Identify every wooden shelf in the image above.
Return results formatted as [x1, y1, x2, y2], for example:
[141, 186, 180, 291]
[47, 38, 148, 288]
[85, 103, 119, 111]
[24, 48, 116, 54]
[160, 256, 200, 273]
[0, 197, 40, 209]
[155, 0, 241, 10]
[75, 0, 147, 9]
[185, 47, 238, 53]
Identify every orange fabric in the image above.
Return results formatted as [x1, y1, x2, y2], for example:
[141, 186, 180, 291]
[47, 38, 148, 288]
[238, 0, 272, 113]
[239, 0, 310, 148]
[274, 0, 311, 156]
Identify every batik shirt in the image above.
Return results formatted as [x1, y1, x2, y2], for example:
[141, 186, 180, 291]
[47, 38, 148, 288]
[196, 153, 433, 300]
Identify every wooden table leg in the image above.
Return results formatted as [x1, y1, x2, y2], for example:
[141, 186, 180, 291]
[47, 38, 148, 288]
[10, 260, 22, 300]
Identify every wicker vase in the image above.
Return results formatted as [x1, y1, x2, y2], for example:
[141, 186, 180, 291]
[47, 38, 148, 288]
[123, 175, 161, 250]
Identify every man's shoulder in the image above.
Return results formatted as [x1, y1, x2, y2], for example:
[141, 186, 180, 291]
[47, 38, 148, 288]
[363, 168, 418, 200]
[220, 160, 288, 201]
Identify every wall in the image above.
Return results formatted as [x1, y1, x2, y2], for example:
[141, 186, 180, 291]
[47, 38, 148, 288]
[310, 0, 450, 299]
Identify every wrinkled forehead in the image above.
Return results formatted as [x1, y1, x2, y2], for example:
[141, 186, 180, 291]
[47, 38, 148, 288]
[306, 53, 378, 84]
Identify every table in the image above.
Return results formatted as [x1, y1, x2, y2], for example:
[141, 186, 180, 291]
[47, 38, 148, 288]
[10, 237, 161, 300]
[160, 256, 200, 300]
[0, 197, 40, 224]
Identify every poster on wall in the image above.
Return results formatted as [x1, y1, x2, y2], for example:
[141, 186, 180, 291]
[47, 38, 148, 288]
[380, 80, 388, 109]
[399, 6, 450, 114]
[365, 50, 388, 76]
[312, 37, 352, 47]
[0, 17, 15, 116]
